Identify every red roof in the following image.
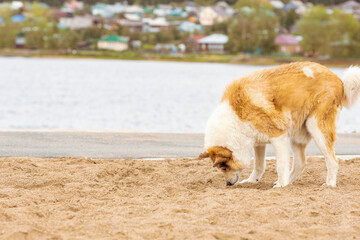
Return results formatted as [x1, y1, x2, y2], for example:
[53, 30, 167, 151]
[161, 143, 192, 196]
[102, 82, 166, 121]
[193, 35, 206, 41]
[275, 34, 299, 45]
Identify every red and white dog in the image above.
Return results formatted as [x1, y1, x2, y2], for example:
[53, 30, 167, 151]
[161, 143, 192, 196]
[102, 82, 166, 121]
[200, 62, 360, 187]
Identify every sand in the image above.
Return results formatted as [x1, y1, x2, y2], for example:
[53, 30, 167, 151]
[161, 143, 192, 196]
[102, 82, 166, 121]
[0, 156, 360, 240]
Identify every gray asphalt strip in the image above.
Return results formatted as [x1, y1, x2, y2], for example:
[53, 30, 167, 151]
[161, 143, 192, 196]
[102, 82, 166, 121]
[0, 131, 359, 159]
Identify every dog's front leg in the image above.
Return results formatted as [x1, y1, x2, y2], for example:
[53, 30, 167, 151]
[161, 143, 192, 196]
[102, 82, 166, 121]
[270, 134, 290, 187]
[240, 145, 266, 184]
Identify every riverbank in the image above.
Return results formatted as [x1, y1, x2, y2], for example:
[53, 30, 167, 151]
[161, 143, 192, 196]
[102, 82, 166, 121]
[1, 49, 359, 68]
[1, 156, 359, 239]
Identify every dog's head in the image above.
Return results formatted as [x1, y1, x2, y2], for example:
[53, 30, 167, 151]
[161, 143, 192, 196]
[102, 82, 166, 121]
[199, 146, 244, 186]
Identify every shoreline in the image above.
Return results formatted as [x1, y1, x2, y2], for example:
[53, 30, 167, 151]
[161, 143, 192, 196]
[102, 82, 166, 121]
[1, 49, 359, 68]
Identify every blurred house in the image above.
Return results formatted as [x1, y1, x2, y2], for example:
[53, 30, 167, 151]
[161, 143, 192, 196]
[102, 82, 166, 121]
[52, 10, 73, 19]
[275, 34, 302, 55]
[178, 21, 203, 33]
[269, 0, 284, 9]
[125, 5, 144, 15]
[97, 35, 129, 52]
[143, 18, 169, 33]
[215, 1, 235, 16]
[92, 3, 125, 18]
[184, 35, 206, 53]
[338, 0, 360, 17]
[15, 33, 26, 48]
[199, 6, 230, 26]
[11, 14, 25, 23]
[197, 34, 228, 53]
[154, 5, 172, 17]
[282, 0, 307, 15]
[64, 0, 84, 11]
[119, 19, 143, 32]
[59, 15, 98, 29]
[118, 13, 143, 32]
[11, 1, 23, 10]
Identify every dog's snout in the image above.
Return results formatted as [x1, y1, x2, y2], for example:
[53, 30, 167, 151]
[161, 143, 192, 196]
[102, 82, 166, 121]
[226, 181, 233, 186]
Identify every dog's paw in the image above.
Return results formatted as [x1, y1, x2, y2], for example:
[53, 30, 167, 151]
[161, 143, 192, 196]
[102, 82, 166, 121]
[322, 181, 336, 187]
[273, 180, 289, 188]
[239, 178, 259, 184]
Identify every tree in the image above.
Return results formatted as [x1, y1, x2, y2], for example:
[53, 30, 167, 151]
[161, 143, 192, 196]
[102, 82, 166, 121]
[227, 0, 278, 54]
[58, 29, 79, 49]
[297, 6, 359, 56]
[21, 2, 58, 49]
[279, 9, 298, 31]
[0, 6, 17, 48]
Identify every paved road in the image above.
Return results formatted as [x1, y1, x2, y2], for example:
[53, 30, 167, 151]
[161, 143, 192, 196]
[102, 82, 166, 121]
[0, 131, 359, 159]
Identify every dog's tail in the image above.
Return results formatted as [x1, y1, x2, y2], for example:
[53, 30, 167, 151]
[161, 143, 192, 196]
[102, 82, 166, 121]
[342, 66, 360, 108]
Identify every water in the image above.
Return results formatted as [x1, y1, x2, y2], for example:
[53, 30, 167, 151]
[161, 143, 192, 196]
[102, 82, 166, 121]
[0, 57, 359, 133]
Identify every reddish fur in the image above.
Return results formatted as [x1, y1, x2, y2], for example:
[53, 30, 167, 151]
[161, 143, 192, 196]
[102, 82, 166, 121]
[221, 62, 344, 140]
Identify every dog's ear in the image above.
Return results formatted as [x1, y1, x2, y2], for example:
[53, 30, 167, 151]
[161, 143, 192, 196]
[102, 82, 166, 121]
[198, 151, 209, 159]
[213, 157, 225, 168]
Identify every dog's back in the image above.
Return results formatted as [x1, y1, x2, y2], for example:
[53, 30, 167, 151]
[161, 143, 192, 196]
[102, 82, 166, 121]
[221, 62, 345, 139]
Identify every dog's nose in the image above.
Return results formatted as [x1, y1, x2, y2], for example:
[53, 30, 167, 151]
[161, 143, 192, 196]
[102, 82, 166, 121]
[226, 182, 233, 186]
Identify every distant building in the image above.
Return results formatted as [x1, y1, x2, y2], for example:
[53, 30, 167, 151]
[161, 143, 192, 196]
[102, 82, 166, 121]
[197, 34, 228, 53]
[199, 6, 230, 26]
[178, 21, 203, 33]
[15, 33, 26, 48]
[97, 35, 129, 52]
[11, 14, 26, 23]
[52, 10, 73, 19]
[184, 35, 206, 53]
[125, 5, 144, 15]
[59, 15, 96, 29]
[118, 19, 143, 32]
[64, 0, 84, 11]
[142, 17, 169, 32]
[275, 34, 302, 55]
[92, 3, 125, 18]
[338, 0, 360, 18]
[270, 0, 284, 9]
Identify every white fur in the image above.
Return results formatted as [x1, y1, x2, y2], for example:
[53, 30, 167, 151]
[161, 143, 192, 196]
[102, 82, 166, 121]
[306, 116, 338, 187]
[342, 66, 360, 108]
[289, 141, 306, 184]
[302, 66, 314, 78]
[270, 134, 291, 187]
[240, 145, 266, 184]
[246, 86, 272, 109]
[204, 101, 264, 167]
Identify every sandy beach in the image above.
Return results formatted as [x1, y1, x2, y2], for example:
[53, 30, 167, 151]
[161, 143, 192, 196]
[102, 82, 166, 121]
[0, 156, 360, 239]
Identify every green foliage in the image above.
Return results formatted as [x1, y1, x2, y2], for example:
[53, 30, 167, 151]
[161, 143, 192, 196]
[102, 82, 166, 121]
[297, 6, 359, 56]
[58, 29, 79, 49]
[22, 3, 57, 49]
[227, 0, 278, 54]
[279, 9, 298, 31]
[81, 26, 106, 41]
[206, 21, 230, 35]
[0, 6, 17, 48]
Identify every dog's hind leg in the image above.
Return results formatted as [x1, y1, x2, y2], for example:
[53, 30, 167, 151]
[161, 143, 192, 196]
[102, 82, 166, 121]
[306, 115, 338, 187]
[289, 140, 307, 184]
[240, 145, 266, 184]
[271, 133, 291, 187]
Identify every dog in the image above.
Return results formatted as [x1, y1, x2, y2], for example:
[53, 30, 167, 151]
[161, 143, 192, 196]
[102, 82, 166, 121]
[199, 62, 360, 187]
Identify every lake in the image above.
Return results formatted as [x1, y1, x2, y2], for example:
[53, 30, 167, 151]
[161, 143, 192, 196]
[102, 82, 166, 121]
[0, 57, 359, 133]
